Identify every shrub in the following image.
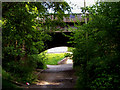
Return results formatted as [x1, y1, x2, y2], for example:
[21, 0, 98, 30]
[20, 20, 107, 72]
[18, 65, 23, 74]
[2, 54, 47, 83]
[64, 53, 72, 57]
[68, 47, 75, 52]
[72, 2, 120, 89]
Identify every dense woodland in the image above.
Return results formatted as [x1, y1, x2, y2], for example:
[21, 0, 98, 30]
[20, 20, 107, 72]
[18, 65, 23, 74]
[2, 1, 120, 89]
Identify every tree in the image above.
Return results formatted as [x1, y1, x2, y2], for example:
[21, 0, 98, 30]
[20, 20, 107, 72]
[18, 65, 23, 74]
[2, 2, 71, 83]
[72, 2, 120, 89]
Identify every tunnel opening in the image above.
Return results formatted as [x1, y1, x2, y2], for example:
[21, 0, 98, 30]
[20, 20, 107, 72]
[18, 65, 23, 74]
[38, 46, 74, 66]
[44, 32, 73, 50]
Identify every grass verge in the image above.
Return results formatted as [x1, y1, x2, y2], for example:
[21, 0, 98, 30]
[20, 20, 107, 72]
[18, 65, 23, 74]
[2, 69, 22, 89]
[45, 53, 65, 65]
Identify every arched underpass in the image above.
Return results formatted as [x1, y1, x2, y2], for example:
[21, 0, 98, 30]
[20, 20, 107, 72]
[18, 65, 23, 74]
[21, 52, 77, 89]
[21, 32, 77, 89]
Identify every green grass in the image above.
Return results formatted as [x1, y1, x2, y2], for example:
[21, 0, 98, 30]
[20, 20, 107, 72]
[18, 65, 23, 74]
[39, 47, 74, 65]
[45, 53, 65, 65]
[2, 69, 22, 89]
[2, 69, 13, 80]
[2, 79, 20, 89]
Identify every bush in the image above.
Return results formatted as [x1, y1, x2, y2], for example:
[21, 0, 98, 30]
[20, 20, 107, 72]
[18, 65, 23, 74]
[2, 54, 47, 83]
[2, 69, 22, 89]
[72, 2, 120, 89]
[64, 53, 72, 57]
[37, 52, 47, 69]
[2, 69, 13, 80]
[2, 79, 20, 89]
[68, 47, 75, 52]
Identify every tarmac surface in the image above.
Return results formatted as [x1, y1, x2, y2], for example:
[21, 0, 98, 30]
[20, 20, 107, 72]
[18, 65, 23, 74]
[21, 59, 77, 89]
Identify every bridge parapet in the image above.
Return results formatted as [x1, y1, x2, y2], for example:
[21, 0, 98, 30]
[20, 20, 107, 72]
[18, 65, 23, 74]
[37, 13, 89, 23]
[36, 13, 89, 32]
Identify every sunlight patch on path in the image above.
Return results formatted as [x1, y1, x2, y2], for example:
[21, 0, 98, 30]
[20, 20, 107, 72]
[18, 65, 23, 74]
[66, 59, 73, 64]
[45, 58, 73, 72]
[37, 81, 60, 85]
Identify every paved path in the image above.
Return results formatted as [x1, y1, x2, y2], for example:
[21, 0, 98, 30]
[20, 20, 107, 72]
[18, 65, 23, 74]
[21, 59, 77, 89]
[47, 46, 68, 53]
[45, 64, 73, 72]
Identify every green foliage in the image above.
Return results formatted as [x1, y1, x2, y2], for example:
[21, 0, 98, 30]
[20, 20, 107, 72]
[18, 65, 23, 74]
[2, 69, 13, 81]
[64, 53, 72, 57]
[2, 79, 20, 89]
[3, 55, 40, 83]
[2, 2, 71, 83]
[67, 47, 75, 52]
[37, 51, 47, 69]
[2, 69, 22, 89]
[72, 2, 120, 89]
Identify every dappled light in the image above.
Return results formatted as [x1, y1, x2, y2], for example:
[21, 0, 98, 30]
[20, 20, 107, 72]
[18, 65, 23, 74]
[37, 81, 60, 85]
[66, 59, 73, 64]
